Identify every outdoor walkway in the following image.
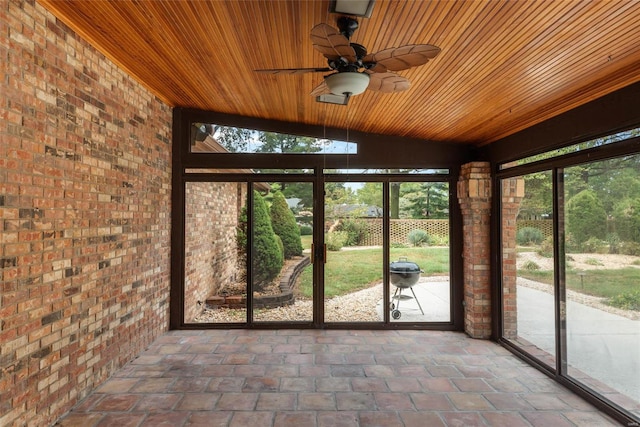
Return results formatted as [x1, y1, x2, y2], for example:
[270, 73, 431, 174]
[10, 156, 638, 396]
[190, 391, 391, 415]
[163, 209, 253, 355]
[55, 329, 619, 427]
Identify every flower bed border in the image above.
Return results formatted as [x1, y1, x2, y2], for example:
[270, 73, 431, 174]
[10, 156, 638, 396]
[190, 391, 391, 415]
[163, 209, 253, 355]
[205, 256, 310, 309]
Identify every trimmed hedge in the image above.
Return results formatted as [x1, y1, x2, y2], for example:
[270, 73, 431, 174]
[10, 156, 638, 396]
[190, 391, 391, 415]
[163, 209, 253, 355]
[270, 191, 303, 259]
[252, 191, 283, 290]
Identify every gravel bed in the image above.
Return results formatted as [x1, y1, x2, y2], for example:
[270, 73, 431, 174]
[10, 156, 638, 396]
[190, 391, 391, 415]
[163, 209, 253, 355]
[195, 285, 383, 323]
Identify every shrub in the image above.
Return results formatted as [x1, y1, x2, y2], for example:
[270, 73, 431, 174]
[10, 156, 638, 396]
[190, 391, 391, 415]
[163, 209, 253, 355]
[581, 237, 606, 254]
[606, 290, 640, 311]
[236, 205, 248, 254]
[408, 229, 431, 247]
[521, 260, 540, 271]
[516, 227, 544, 246]
[326, 231, 348, 251]
[252, 191, 283, 290]
[270, 191, 303, 259]
[566, 190, 607, 245]
[429, 234, 450, 246]
[390, 242, 407, 248]
[536, 236, 554, 258]
[620, 241, 640, 256]
[335, 218, 367, 246]
[299, 225, 313, 236]
[275, 235, 284, 259]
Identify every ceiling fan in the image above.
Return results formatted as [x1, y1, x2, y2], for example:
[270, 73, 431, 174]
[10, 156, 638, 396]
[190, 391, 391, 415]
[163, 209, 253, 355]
[255, 16, 441, 104]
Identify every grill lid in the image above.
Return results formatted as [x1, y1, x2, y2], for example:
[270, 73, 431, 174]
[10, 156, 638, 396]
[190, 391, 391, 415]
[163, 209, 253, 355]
[390, 257, 420, 273]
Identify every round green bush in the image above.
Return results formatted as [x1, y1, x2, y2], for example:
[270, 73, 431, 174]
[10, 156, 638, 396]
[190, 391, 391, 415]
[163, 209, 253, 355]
[516, 227, 544, 246]
[408, 229, 430, 247]
[252, 191, 283, 290]
[299, 225, 313, 236]
[270, 191, 303, 259]
[521, 260, 540, 271]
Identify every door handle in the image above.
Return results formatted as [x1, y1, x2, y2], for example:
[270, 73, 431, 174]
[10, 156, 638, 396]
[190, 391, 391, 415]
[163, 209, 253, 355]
[310, 243, 327, 264]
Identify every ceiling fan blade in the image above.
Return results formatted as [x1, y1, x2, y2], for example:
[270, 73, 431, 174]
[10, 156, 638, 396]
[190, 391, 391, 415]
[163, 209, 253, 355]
[310, 23, 356, 62]
[366, 72, 410, 93]
[255, 67, 333, 75]
[310, 80, 331, 96]
[364, 44, 441, 73]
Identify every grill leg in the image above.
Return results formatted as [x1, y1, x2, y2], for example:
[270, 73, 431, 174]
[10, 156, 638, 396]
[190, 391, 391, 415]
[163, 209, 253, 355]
[393, 287, 401, 311]
[409, 286, 425, 315]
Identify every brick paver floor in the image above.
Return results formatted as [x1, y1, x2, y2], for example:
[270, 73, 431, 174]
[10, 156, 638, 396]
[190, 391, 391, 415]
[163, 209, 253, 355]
[55, 329, 619, 426]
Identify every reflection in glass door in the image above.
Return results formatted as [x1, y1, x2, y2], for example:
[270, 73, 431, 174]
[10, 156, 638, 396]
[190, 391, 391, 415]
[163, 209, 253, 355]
[324, 181, 383, 323]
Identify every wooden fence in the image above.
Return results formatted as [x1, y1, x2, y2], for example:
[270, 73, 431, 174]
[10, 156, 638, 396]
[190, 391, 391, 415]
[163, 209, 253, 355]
[356, 218, 449, 246]
[345, 219, 553, 246]
[516, 220, 553, 239]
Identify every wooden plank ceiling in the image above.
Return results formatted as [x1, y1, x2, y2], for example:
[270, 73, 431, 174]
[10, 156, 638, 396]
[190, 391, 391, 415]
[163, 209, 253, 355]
[39, 0, 640, 145]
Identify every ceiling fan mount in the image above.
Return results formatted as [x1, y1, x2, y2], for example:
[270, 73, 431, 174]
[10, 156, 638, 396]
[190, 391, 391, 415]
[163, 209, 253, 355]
[255, 15, 441, 103]
[336, 16, 359, 39]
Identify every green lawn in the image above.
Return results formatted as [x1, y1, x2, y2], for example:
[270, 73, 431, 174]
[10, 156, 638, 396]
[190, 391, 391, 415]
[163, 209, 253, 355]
[297, 246, 449, 298]
[518, 268, 640, 300]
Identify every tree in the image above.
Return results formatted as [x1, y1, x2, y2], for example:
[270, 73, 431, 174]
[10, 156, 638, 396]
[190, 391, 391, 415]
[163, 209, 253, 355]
[256, 132, 320, 203]
[357, 183, 383, 207]
[270, 192, 303, 259]
[613, 197, 640, 243]
[566, 189, 607, 245]
[212, 125, 253, 152]
[401, 182, 449, 219]
[520, 171, 553, 220]
[252, 191, 283, 290]
[257, 132, 322, 154]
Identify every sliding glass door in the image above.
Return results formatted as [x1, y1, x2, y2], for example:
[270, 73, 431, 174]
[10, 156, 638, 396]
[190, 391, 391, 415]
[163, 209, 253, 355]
[499, 151, 640, 421]
[182, 172, 454, 328]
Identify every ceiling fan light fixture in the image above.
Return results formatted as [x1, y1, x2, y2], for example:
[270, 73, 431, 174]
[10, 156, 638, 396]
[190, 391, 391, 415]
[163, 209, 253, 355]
[329, 0, 375, 18]
[325, 72, 370, 96]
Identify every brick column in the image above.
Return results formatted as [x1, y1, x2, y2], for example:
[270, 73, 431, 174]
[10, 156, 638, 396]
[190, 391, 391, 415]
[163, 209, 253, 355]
[457, 162, 492, 338]
[501, 178, 525, 339]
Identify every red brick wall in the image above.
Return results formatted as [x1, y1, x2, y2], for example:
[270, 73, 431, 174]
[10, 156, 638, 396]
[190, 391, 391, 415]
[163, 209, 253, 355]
[0, 2, 172, 426]
[184, 182, 240, 322]
[457, 162, 492, 338]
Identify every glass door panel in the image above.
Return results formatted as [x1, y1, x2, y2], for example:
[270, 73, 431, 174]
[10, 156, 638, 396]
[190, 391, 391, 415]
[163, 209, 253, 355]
[563, 157, 640, 409]
[184, 181, 248, 325]
[500, 172, 556, 368]
[324, 181, 383, 323]
[389, 182, 451, 323]
[252, 182, 314, 323]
